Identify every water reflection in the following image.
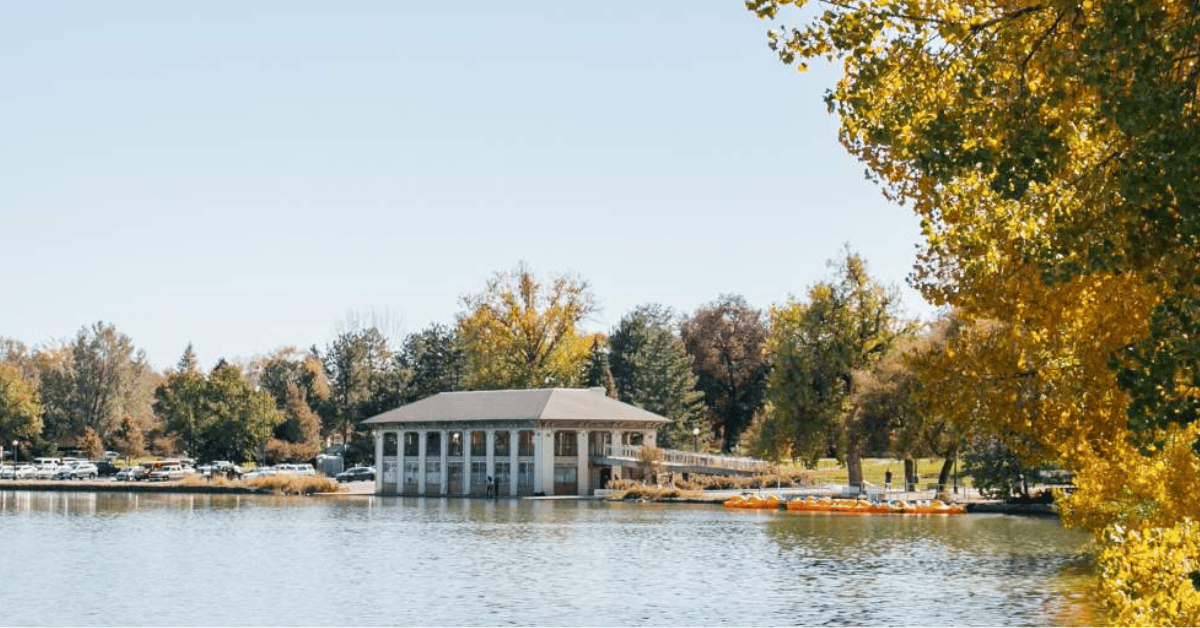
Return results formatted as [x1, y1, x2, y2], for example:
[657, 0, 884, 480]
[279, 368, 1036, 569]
[0, 491, 1099, 627]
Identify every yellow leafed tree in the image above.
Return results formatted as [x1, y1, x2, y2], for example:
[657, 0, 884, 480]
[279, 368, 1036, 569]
[456, 263, 597, 391]
[746, 1, 1200, 623]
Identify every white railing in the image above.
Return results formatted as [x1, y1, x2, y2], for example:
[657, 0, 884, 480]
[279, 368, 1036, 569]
[602, 444, 772, 474]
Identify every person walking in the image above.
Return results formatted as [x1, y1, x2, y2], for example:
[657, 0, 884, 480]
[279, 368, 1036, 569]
[485, 476, 493, 498]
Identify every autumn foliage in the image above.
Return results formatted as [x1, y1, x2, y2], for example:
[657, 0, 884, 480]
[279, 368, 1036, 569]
[748, 0, 1200, 623]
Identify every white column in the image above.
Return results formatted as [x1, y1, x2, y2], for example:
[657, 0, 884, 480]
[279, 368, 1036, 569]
[532, 430, 544, 494]
[417, 429, 427, 495]
[462, 429, 472, 496]
[576, 430, 588, 496]
[485, 430, 496, 486]
[540, 429, 556, 495]
[440, 429, 449, 495]
[373, 430, 383, 494]
[508, 429, 519, 496]
[397, 431, 406, 495]
[610, 430, 622, 480]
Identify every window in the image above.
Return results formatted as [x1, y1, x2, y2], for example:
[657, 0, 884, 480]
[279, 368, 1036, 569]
[404, 432, 419, 457]
[554, 431, 578, 457]
[494, 431, 510, 457]
[518, 430, 535, 456]
[471, 461, 488, 486]
[554, 466, 577, 485]
[426, 431, 441, 456]
[518, 461, 535, 487]
[494, 461, 511, 490]
[384, 432, 398, 456]
[425, 460, 441, 486]
[470, 431, 486, 457]
[403, 461, 420, 487]
[448, 431, 463, 457]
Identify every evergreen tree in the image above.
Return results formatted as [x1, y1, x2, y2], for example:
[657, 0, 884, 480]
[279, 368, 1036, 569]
[582, 336, 617, 398]
[396, 323, 465, 403]
[609, 304, 704, 448]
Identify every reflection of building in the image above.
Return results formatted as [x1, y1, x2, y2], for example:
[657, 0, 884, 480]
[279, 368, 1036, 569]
[363, 387, 670, 496]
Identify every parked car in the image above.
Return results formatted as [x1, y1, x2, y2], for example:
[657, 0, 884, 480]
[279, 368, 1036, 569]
[271, 463, 317, 476]
[148, 464, 193, 482]
[335, 466, 376, 483]
[34, 465, 61, 480]
[91, 460, 121, 477]
[115, 466, 140, 481]
[13, 464, 37, 479]
[0, 465, 13, 479]
[54, 461, 99, 480]
[243, 466, 276, 479]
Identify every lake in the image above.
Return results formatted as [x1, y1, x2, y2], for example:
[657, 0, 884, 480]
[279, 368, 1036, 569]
[0, 491, 1099, 626]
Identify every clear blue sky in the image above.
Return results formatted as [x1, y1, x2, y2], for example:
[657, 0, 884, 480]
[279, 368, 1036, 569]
[2, 2, 934, 371]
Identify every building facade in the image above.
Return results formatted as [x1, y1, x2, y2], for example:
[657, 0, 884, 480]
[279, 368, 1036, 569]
[363, 387, 670, 497]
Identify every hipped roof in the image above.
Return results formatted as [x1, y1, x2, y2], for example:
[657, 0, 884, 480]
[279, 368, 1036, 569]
[361, 388, 671, 426]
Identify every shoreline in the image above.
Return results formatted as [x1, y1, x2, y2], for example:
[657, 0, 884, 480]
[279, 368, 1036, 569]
[2, 480, 1058, 514]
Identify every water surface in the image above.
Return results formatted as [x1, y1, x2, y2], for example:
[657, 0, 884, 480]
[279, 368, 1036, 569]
[0, 491, 1098, 626]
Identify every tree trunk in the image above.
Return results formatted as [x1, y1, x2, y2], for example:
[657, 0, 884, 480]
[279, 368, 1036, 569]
[847, 446, 863, 490]
[937, 456, 955, 500]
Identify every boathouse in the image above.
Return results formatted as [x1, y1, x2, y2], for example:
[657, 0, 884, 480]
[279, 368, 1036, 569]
[362, 387, 671, 497]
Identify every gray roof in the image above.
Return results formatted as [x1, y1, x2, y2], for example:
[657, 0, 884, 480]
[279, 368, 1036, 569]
[361, 388, 671, 426]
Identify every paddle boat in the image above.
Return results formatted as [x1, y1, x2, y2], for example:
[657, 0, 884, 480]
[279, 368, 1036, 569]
[722, 493, 782, 509]
[784, 495, 965, 515]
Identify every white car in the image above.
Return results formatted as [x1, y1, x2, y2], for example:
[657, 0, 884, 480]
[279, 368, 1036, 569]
[54, 461, 99, 480]
[148, 465, 192, 482]
[243, 466, 276, 479]
[273, 463, 316, 476]
[13, 464, 37, 479]
[35, 465, 61, 480]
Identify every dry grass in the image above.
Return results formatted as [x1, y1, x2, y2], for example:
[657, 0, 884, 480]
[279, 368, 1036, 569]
[179, 474, 240, 487]
[243, 475, 344, 495]
[177, 472, 344, 495]
[603, 480, 708, 501]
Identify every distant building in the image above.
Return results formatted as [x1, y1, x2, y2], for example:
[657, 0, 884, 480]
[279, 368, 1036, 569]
[362, 387, 670, 496]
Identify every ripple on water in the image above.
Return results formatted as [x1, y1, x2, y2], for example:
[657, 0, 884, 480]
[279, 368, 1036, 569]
[0, 492, 1096, 626]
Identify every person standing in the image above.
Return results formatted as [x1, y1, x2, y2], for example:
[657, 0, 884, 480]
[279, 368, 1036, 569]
[884, 469, 892, 491]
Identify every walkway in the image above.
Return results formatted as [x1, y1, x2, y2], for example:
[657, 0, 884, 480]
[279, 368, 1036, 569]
[597, 443, 773, 476]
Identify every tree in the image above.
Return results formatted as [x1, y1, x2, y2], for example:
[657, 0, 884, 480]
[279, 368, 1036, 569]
[608, 304, 705, 448]
[760, 251, 907, 484]
[323, 326, 395, 444]
[27, 323, 157, 449]
[0, 362, 44, 443]
[153, 360, 285, 463]
[746, 1, 1200, 622]
[77, 426, 104, 460]
[456, 263, 596, 390]
[396, 324, 466, 403]
[256, 347, 328, 459]
[582, 336, 617, 398]
[198, 362, 285, 463]
[154, 346, 208, 459]
[680, 295, 769, 453]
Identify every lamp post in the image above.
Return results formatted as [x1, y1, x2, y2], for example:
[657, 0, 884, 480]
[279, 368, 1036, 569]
[692, 427, 700, 452]
[12, 439, 18, 478]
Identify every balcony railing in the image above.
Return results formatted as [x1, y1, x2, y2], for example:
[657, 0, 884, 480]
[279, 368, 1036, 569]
[602, 444, 772, 474]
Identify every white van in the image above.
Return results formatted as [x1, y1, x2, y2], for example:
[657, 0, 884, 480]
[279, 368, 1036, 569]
[33, 457, 61, 469]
